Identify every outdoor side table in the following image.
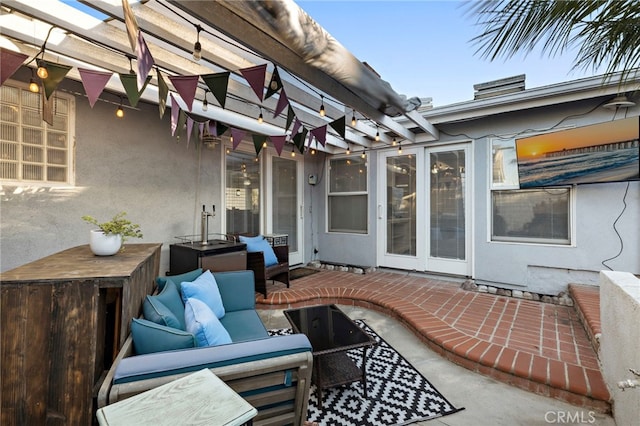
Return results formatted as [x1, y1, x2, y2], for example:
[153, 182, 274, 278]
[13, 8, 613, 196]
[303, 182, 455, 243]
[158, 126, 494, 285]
[96, 369, 256, 426]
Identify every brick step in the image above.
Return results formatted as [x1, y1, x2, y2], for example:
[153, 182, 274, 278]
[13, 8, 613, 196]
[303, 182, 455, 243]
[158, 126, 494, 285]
[569, 284, 602, 354]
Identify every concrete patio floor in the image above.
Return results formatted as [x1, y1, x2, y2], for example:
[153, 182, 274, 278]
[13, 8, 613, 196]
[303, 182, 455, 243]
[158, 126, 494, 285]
[255, 268, 615, 424]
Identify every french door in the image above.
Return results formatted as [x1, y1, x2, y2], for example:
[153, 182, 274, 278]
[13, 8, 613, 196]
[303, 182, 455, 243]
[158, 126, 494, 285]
[377, 143, 471, 276]
[266, 154, 304, 265]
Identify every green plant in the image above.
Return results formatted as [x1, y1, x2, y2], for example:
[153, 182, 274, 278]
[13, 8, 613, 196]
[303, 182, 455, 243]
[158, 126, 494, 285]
[82, 212, 143, 242]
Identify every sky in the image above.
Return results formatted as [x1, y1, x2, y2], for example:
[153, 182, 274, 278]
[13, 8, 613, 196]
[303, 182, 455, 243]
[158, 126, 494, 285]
[297, 0, 608, 107]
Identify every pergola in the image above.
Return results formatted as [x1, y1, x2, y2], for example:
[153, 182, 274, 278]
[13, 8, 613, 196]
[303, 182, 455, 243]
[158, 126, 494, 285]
[1, 0, 439, 154]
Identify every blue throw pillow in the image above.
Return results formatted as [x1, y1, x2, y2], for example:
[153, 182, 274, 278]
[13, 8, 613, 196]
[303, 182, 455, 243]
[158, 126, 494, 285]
[130, 318, 196, 355]
[239, 235, 278, 267]
[184, 298, 232, 347]
[181, 270, 225, 319]
[143, 280, 186, 330]
[156, 268, 203, 293]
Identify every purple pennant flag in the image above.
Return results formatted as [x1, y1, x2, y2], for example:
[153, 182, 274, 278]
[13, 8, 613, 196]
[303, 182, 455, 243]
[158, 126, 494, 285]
[269, 135, 287, 156]
[290, 117, 302, 138]
[240, 64, 267, 102]
[273, 88, 289, 118]
[78, 68, 112, 108]
[186, 116, 194, 147]
[170, 93, 179, 136]
[199, 122, 205, 140]
[168, 75, 199, 112]
[230, 128, 246, 150]
[209, 121, 217, 137]
[0, 48, 28, 86]
[136, 31, 154, 91]
[310, 124, 328, 146]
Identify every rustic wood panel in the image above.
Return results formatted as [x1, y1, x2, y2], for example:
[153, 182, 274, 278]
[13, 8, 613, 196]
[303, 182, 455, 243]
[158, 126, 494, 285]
[0, 243, 161, 426]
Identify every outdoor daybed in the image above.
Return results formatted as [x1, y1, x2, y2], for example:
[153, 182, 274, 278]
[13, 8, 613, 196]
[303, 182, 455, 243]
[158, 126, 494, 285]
[97, 269, 313, 426]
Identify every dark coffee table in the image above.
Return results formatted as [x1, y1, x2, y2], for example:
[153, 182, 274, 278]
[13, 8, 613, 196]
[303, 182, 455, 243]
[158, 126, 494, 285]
[283, 304, 376, 407]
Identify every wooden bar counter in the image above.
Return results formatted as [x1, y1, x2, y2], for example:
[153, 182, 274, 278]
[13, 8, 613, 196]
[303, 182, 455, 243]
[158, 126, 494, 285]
[1, 243, 162, 426]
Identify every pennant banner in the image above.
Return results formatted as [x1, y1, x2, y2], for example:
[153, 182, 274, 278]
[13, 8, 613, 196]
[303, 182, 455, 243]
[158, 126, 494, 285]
[265, 66, 282, 100]
[310, 124, 327, 146]
[40, 60, 72, 100]
[291, 117, 302, 138]
[240, 64, 266, 102]
[293, 127, 308, 153]
[330, 116, 346, 139]
[78, 68, 112, 108]
[186, 116, 194, 147]
[168, 75, 199, 112]
[269, 134, 287, 156]
[119, 73, 151, 107]
[170, 93, 179, 136]
[0, 48, 28, 86]
[202, 72, 230, 108]
[136, 31, 154, 91]
[252, 134, 267, 156]
[157, 68, 168, 119]
[176, 109, 187, 141]
[286, 105, 295, 131]
[273, 88, 289, 118]
[231, 128, 245, 150]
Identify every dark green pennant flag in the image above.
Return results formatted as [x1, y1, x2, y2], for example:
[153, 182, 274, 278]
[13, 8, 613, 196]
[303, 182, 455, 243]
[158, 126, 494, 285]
[265, 66, 282, 100]
[157, 68, 168, 119]
[329, 116, 346, 139]
[216, 123, 229, 136]
[39, 60, 72, 100]
[286, 105, 295, 131]
[119, 73, 151, 107]
[292, 127, 308, 154]
[252, 133, 267, 156]
[202, 72, 230, 108]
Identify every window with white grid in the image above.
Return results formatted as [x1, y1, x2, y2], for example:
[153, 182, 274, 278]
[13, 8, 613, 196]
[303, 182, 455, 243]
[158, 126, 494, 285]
[0, 81, 74, 185]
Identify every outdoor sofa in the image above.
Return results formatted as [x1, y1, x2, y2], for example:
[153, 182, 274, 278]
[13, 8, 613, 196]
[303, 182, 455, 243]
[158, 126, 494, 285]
[97, 269, 313, 426]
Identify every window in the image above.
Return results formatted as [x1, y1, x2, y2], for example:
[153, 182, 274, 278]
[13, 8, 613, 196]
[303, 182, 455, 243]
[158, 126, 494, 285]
[492, 188, 571, 244]
[0, 81, 74, 185]
[328, 155, 368, 233]
[225, 150, 261, 235]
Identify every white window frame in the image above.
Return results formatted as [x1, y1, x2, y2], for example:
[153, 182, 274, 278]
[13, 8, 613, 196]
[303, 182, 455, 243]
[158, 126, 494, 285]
[0, 80, 75, 186]
[488, 137, 573, 245]
[327, 154, 368, 234]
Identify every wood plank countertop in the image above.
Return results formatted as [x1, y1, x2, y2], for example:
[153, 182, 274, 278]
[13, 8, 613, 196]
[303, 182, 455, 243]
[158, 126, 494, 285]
[0, 243, 162, 283]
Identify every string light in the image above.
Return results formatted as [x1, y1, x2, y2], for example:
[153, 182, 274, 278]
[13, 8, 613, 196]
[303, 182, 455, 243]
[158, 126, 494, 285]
[193, 24, 202, 61]
[202, 89, 209, 111]
[36, 59, 48, 79]
[375, 126, 380, 142]
[29, 69, 39, 93]
[361, 149, 366, 159]
[257, 108, 264, 123]
[392, 137, 397, 146]
[351, 110, 357, 126]
[319, 95, 325, 117]
[346, 143, 351, 155]
[398, 142, 402, 154]
[291, 144, 296, 157]
[115, 96, 124, 118]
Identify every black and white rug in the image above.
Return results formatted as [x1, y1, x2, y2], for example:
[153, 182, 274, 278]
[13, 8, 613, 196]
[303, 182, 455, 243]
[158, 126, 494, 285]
[269, 320, 464, 425]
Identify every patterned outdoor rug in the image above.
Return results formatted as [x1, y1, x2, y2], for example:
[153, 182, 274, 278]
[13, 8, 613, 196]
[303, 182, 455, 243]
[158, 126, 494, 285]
[269, 320, 464, 425]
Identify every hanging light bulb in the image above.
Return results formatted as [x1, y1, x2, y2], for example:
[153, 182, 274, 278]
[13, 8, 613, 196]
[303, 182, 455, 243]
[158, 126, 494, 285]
[361, 149, 366, 159]
[202, 89, 209, 111]
[375, 127, 380, 142]
[351, 110, 357, 126]
[291, 144, 296, 157]
[115, 97, 124, 118]
[392, 137, 397, 146]
[346, 143, 351, 155]
[262, 141, 267, 148]
[398, 142, 402, 154]
[257, 108, 264, 123]
[319, 95, 325, 117]
[193, 25, 202, 61]
[29, 69, 39, 93]
[36, 56, 48, 79]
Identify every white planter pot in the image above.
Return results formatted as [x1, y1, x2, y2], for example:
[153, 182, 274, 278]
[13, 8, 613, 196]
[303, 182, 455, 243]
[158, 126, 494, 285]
[89, 230, 122, 256]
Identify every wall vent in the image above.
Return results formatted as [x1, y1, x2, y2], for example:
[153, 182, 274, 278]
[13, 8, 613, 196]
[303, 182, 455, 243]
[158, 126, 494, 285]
[473, 74, 525, 100]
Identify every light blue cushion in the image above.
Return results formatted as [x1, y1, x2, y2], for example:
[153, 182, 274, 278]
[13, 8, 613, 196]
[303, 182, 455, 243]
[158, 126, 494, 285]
[156, 268, 203, 293]
[181, 270, 225, 319]
[184, 298, 232, 347]
[130, 318, 196, 355]
[144, 280, 186, 330]
[239, 235, 278, 267]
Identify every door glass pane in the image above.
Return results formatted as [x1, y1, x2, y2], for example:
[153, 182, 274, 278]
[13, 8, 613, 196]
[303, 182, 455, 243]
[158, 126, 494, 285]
[272, 156, 297, 252]
[386, 154, 416, 255]
[226, 151, 260, 235]
[430, 150, 465, 260]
